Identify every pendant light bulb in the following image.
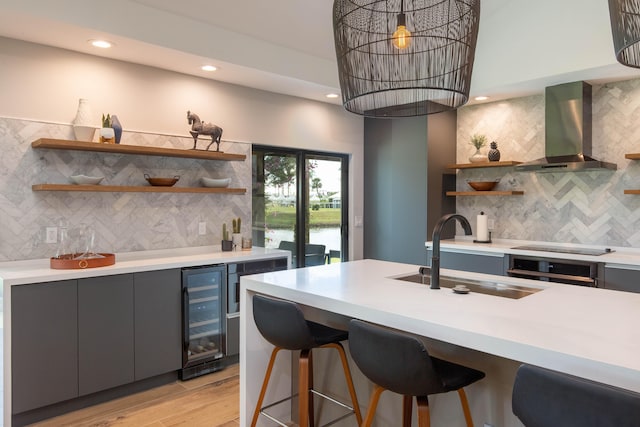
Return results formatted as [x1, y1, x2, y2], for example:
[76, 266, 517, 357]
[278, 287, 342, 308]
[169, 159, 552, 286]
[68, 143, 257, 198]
[392, 12, 411, 50]
[392, 26, 411, 49]
[391, 0, 411, 50]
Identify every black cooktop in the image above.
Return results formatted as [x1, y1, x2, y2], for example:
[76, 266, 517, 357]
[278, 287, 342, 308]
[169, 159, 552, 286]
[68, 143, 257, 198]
[511, 245, 613, 256]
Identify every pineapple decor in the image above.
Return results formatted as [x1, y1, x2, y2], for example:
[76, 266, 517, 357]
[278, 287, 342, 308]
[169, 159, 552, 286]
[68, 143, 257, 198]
[488, 141, 501, 162]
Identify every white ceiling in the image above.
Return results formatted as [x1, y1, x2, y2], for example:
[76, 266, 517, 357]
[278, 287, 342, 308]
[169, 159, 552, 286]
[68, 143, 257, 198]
[1, 0, 640, 107]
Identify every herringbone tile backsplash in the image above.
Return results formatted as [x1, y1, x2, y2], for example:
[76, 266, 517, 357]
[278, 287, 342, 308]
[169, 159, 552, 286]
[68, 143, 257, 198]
[0, 119, 251, 261]
[456, 78, 640, 247]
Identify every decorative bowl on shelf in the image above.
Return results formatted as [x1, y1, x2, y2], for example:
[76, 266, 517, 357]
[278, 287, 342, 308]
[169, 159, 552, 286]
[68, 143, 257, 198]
[69, 175, 104, 185]
[467, 179, 500, 191]
[201, 177, 231, 188]
[144, 174, 180, 187]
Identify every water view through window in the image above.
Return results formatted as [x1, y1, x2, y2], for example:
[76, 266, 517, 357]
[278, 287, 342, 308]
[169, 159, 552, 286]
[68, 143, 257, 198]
[252, 147, 348, 267]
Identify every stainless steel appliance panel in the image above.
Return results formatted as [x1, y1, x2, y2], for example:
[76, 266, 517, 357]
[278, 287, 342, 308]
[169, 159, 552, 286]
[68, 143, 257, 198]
[508, 254, 600, 287]
[225, 257, 288, 358]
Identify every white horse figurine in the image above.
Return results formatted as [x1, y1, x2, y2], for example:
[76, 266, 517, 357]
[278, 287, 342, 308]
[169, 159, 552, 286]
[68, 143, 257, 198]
[187, 111, 223, 151]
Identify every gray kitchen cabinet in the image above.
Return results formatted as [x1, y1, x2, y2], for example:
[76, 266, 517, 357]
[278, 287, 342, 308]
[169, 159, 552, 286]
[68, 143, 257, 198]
[134, 269, 182, 380]
[11, 280, 78, 414]
[603, 265, 640, 293]
[427, 249, 508, 276]
[78, 274, 134, 396]
[226, 315, 240, 356]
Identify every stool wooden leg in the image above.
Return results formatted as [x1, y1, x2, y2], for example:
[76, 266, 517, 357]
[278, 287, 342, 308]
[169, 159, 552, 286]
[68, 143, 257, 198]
[362, 385, 385, 427]
[299, 349, 311, 427]
[251, 347, 283, 427]
[308, 350, 315, 427]
[416, 396, 431, 427]
[457, 388, 474, 427]
[402, 395, 413, 427]
[324, 342, 363, 424]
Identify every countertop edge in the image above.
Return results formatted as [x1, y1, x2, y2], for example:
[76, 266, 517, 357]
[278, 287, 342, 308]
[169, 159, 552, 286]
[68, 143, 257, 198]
[0, 246, 291, 286]
[425, 237, 640, 265]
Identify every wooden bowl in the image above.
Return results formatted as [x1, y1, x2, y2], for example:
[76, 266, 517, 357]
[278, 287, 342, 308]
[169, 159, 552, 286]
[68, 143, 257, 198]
[144, 174, 180, 187]
[467, 180, 499, 191]
[51, 253, 115, 269]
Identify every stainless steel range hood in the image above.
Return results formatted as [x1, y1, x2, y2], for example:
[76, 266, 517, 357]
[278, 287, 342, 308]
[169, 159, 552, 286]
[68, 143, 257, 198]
[516, 81, 616, 172]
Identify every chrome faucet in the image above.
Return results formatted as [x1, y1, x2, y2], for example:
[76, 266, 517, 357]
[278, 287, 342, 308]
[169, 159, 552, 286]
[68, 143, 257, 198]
[430, 214, 473, 289]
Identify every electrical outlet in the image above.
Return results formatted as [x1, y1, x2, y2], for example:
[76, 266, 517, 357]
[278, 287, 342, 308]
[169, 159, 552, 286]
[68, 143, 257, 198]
[487, 219, 495, 230]
[354, 215, 363, 227]
[198, 222, 207, 235]
[45, 226, 57, 243]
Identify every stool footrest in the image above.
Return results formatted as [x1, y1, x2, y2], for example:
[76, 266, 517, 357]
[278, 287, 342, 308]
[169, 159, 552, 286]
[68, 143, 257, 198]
[259, 389, 358, 427]
[310, 389, 356, 412]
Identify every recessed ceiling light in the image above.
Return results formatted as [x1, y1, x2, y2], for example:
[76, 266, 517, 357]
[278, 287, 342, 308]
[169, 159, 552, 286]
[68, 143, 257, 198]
[326, 93, 340, 99]
[474, 96, 489, 101]
[89, 39, 113, 49]
[201, 65, 218, 72]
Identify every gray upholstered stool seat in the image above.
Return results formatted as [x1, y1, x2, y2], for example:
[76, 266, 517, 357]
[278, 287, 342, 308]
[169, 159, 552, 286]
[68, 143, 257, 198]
[348, 319, 485, 427]
[251, 294, 362, 427]
[512, 364, 640, 427]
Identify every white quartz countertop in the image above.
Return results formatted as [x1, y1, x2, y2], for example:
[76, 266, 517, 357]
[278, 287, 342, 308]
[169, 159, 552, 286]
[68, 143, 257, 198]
[426, 236, 640, 267]
[0, 246, 290, 286]
[242, 259, 640, 393]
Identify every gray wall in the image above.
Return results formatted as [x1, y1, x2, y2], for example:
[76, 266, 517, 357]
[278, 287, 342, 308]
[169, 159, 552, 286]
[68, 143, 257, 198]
[364, 113, 456, 264]
[427, 110, 457, 240]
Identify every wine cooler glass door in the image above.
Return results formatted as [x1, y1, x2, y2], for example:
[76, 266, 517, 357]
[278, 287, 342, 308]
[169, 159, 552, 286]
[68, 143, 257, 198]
[183, 265, 226, 368]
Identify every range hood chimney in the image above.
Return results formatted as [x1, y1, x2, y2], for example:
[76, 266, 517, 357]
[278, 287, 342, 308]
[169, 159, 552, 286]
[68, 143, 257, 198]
[516, 81, 616, 172]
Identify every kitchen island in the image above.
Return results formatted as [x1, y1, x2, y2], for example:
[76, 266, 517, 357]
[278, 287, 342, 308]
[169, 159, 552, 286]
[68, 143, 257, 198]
[240, 259, 640, 427]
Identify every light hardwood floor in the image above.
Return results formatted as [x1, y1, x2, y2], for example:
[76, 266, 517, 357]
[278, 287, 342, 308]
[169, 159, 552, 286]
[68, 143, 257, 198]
[30, 364, 240, 427]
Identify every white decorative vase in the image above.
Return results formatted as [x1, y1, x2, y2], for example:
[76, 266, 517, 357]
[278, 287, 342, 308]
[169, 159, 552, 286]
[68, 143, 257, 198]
[232, 233, 242, 249]
[469, 148, 487, 163]
[72, 98, 96, 142]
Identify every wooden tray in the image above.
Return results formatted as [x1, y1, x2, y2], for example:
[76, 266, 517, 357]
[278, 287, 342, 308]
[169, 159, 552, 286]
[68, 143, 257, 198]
[50, 253, 115, 269]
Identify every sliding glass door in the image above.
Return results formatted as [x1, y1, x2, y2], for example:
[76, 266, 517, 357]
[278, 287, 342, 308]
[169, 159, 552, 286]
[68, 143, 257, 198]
[252, 146, 348, 268]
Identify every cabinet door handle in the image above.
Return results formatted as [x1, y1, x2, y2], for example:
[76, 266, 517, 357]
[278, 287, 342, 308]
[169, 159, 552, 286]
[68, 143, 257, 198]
[507, 269, 596, 285]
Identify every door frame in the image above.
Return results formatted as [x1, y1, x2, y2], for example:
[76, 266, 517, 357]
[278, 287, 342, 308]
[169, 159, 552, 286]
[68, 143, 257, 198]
[252, 145, 349, 267]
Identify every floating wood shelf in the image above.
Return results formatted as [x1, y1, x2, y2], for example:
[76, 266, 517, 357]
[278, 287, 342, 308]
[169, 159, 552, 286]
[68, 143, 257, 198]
[446, 190, 524, 196]
[624, 190, 640, 195]
[625, 153, 640, 160]
[32, 184, 246, 194]
[31, 138, 246, 161]
[446, 161, 522, 169]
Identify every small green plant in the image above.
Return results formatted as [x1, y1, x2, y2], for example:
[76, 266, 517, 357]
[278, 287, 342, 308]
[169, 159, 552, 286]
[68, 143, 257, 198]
[101, 113, 112, 128]
[222, 223, 229, 241]
[232, 217, 241, 234]
[469, 133, 487, 149]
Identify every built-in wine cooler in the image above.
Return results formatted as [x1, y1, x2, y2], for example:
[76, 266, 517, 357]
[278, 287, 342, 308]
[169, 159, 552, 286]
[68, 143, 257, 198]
[180, 264, 226, 380]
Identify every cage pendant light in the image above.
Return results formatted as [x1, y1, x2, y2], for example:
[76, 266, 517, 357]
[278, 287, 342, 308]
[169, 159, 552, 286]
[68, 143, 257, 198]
[333, 0, 481, 117]
[609, 0, 640, 68]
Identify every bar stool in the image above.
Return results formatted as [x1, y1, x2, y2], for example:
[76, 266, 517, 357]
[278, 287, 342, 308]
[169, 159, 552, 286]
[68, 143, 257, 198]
[251, 294, 362, 427]
[348, 319, 485, 427]
[512, 364, 640, 427]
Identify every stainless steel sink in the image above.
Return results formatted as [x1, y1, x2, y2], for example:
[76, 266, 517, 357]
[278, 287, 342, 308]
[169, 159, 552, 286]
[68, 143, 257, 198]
[392, 269, 542, 299]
